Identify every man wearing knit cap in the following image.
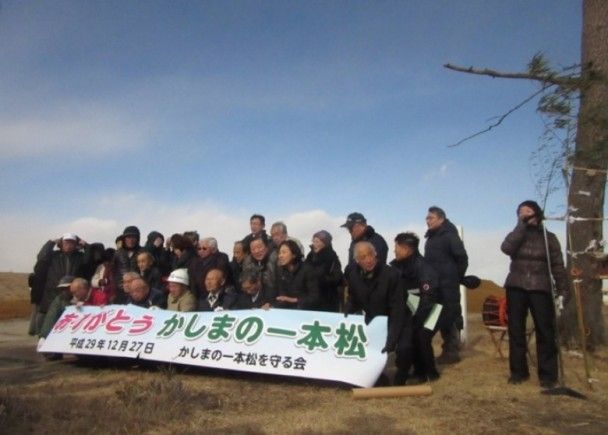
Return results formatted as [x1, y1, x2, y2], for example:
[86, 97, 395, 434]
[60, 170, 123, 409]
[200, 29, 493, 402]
[341, 212, 388, 276]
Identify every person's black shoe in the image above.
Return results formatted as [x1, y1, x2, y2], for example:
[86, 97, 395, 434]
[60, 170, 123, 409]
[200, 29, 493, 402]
[436, 353, 460, 365]
[508, 374, 530, 384]
[393, 370, 408, 386]
[540, 379, 557, 389]
[427, 370, 440, 382]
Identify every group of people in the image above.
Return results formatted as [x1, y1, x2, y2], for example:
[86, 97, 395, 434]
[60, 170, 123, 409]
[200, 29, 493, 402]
[30, 201, 568, 389]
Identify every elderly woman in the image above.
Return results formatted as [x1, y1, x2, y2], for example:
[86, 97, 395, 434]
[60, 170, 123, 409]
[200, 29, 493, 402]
[274, 240, 320, 310]
[305, 230, 343, 312]
[166, 269, 197, 312]
[501, 200, 570, 389]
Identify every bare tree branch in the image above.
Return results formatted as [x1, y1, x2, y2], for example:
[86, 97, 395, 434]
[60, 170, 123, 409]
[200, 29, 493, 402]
[448, 85, 551, 147]
[444, 63, 580, 88]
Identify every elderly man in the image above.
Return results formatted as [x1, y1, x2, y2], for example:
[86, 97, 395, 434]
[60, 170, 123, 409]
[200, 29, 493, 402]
[189, 237, 232, 298]
[241, 214, 270, 254]
[341, 212, 388, 276]
[38, 276, 93, 359]
[235, 268, 268, 309]
[33, 233, 86, 334]
[242, 238, 278, 302]
[269, 221, 305, 255]
[199, 269, 238, 311]
[345, 242, 412, 385]
[424, 206, 469, 364]
[128, 278, 166, 309]
[39, 277, 91, 339]
[166, 269, 197, 312]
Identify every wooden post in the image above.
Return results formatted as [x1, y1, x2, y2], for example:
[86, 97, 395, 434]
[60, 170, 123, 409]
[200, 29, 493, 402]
[352, 384, 432, 399]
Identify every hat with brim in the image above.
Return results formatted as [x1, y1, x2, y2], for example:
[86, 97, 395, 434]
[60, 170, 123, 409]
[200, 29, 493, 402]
[57, 275, 75, 288]
[61, 233, 78, 242]
[340, 212, 366, 228]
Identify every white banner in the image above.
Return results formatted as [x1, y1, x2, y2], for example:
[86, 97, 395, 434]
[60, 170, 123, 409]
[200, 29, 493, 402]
[40, 305, 388, 387]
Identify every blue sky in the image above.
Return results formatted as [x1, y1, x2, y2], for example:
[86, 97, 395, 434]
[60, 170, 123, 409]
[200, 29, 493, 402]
[0, 1, 586, 281]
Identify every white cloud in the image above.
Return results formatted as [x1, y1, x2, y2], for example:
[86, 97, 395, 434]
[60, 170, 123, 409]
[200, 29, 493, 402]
[0, 104, 150, 159]
[1, 195, 510, 285]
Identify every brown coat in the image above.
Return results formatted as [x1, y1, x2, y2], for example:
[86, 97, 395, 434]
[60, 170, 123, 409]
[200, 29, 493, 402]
[167, 289, 197, 312]
[501, 221, 569, 296]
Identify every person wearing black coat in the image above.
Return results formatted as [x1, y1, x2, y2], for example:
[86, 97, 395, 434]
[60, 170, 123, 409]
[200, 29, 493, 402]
[189, 238, 232, 299]
[346, 241, 412, 385]
[391, 232, 440, 383]
[136, 251, 163, 291]
[113, 226, 143, 304]
[230, 241, 246, 293]
[424, 206, 468, 364]
[34, 233, 86, 334]
[274, 240, 320, 310]
[305, 230, 343, 312]
[128, 277, 166, 309]
[235, 267, 268, 309]
[144, 231, 172, 276]
[241, 214, 270, 254]
[198, 269, 238, 311]
[341, 212, 389, 276]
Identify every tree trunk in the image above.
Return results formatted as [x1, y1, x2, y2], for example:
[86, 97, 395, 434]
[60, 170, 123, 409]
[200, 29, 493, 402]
[563, 0, 608, 349]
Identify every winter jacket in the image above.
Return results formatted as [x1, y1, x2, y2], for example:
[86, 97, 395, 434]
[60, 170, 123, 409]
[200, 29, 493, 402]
[234, 292, 267, 309]
[230, 259, 244, 293]
[113, 246, 143, 295]
[39, 292, 72, 338]
[501, 221, 569, 295]
[144, 231, 172, 276]
[242, 250, 279, 302]
[391, 252, 439, 326]
[198, 287, 238, 311]
[241, 230, 270, 254]
[140, 267, 163, 292]
[36, 241, 86, 313]
[274, 262, 320, 310]
[189, 251, 232, 298]
[346, 263, 409, 351]
[346, 225, 389, 275]
[305, 246, 343, 312]
[128, 287, 166, 309]
[424, 219, 468, 302]
[167, 289, 198, 312]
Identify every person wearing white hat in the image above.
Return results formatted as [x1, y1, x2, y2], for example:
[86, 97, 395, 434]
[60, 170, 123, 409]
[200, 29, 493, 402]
[32, 233, 86, 335]
[166, 269, 197, 312]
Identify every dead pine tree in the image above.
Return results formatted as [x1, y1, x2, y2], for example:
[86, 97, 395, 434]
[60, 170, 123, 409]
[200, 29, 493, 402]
[445, 0, 607, 349]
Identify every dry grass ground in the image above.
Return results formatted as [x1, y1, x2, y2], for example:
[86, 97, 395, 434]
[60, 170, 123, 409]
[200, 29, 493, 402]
[0, 272, 30, 320]
[0, 274, 606, 434]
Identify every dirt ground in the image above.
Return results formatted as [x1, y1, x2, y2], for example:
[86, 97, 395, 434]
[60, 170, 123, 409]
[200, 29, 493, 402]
[1, 275, 607, 434]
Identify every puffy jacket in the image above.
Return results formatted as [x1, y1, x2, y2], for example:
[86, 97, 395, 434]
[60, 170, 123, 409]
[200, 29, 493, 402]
[424, 219, 468, 302]
[305, 246, 343, 312]
[391, 252, 439, 325]
[501, 221, 569, 295]
[275, 262, 320, 310]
